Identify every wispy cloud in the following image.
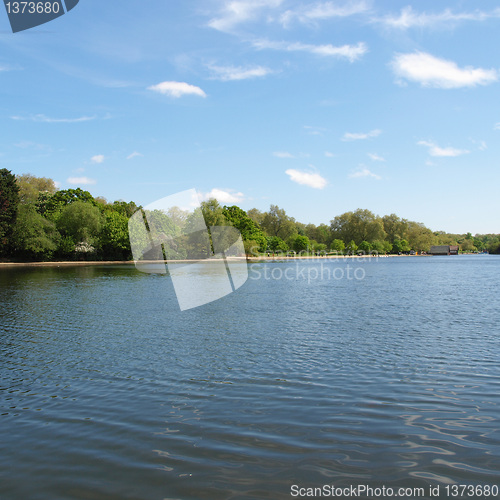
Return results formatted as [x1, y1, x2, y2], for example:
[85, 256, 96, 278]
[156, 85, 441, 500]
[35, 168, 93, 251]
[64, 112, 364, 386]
[202, 188, 245, 204]
[208, 0, 283, 32]
[375, 6, 500, 30]
[349, 166, 381, 180]
[418, 140, 469, 157]
[91, 155, 105, 164]
[281, 1, 370, 27]
[127, 151, 143, 160]
[342, 129, 381, 141]
[208, 64, 272, 81]
[325, 151, 335, 157]
[368, 153, 385, 161]
[253, 39, 367, 62]
[286, 169, 327, 189]
[273, 151, 295, 158]
[391, 52, 498, 89]
[494, 123, 500, 130]
[67, 177, 97, 185]
[14, 141, 51, 152]
[148, 81, 207, 98]
[11, 114, 96, 123]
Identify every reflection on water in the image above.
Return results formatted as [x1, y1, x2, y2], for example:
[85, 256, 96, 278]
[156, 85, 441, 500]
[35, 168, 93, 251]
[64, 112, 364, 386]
[1, 256, 500, 499]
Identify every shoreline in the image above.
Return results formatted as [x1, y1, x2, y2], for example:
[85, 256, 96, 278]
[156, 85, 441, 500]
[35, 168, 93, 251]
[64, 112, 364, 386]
[0, 254, 433, 269]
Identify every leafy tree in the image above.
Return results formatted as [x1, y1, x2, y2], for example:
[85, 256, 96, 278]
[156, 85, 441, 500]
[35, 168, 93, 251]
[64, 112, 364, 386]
[247, 208, 265, 227]
[288, 234, 310, 253]
[56, 201, 103, 248]
[222, 205, 267, 251]
[110, 200, 140, 218]
[382, 214, 408, 244]
[330, 209, 385, 245]
[346, 240, 358, 255]
[266, 235, 288, 253]
[101, 211, 131, 260]
[330, 239, 345, 254]
[11, 204, 60, 260]
[0, 169, 20, 255]
[261, 205, 297, 240]
[42, 188, 97, 220]
[392, 238, 410, 254]
[16, 173, 58, 204]
[406, 221, 434, 253]
[358, 241, 372, 254]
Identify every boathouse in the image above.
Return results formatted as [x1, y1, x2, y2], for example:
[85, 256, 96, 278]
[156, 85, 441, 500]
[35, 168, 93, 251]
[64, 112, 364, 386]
[429, 245, 459, 255]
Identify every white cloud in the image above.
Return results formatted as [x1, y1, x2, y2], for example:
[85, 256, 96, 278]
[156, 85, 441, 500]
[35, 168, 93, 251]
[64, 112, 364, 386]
[11, 114, 96, 123]
[127, 151, 143, 160]
[253, 39, 367, 62]
[391, 52, 498, 89]
[148, 81, 207, 98]
[285, 169, 327, 189]
[208, 64, 272, 81]
[208, 0, 283, 32]
[342, 129, 381, 141]
[281, 1, 370, 27]
[376, 6, 500, 30]
[273, 151, 295, 158]
[67, 177, 96, 185]
[368, 153, 385, 161]
[494, 123, 500, 130]
[202, 188, 245, 204]
[325, 151, 335, 157]
[91, 155, 105, 164]
[349, 167, 381, 180]
[417, 140, 469, 157]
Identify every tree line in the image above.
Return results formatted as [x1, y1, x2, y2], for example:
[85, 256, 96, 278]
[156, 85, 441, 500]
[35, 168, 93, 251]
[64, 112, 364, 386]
[1, 169, 499, 262]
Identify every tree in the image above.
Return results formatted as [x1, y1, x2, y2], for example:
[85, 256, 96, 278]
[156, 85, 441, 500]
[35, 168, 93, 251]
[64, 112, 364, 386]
[261, 205, 297, 240]
[288, 234, 310, 253]
[358, 241, 372, 254]
[330, 209, 385, 245]
[16, 173, 58, 204]
[382, 214, 408, 244]
[330, 239, 345, 254]
[101, 211, 131, 260]
[222, 205, 267, 251]
[247, 208, 265, 227]
[56, 201, 103, 249]
[346, 240, 358, 255]
[0, 169, 20, 255]
[406, 221, 434, 253]
[11, 204, 60, 260]
[42, 188, 97, 220]
[266, 235, 288, 253]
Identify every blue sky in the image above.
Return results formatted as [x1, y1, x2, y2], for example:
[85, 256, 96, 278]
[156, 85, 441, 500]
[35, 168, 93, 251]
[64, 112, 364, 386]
[1, 0, 500, 234]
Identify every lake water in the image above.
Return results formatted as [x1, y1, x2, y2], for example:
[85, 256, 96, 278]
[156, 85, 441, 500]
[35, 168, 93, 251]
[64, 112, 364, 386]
[1, 255, 500, 499]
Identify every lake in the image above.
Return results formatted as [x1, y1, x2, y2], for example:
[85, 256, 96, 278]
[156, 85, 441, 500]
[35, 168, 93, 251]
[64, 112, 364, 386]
[1, 255, 499, 499]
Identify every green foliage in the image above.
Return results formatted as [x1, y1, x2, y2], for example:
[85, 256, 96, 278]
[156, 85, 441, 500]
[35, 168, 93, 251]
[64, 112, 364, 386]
[288, 234, 310, 253]
[11, 204, 59, 260]
[330, 209, 385, 245]
[222, 205, 267, 251]
[261, 205, 297, 240]
[266, 235, 288, 253]
[0, 169, 20, 255]
[358, 241, 372, 253]
[42, 188, 96, 220]
[101, 211, 131, 259]
[56, 201, 103, 247]
[16, 173, 58, 204]
[346, 240, 358, 255]
[330, 239, 345, 254]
